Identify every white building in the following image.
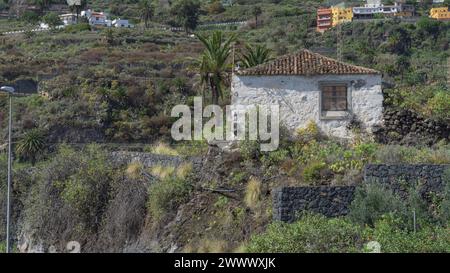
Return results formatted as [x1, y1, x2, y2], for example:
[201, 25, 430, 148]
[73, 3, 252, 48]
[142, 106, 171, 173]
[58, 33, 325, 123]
[354, 2, 412, 18]
[231, 50, 383, 139]
[81, 9, 109, 26]
[59, 13, 78, 25]
[112, 18, 132, 28]
[366, 0, 381, 7]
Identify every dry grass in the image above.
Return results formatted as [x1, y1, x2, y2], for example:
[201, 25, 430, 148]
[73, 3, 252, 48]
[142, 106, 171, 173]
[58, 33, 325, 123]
[126, 161, 143, 180]
[150, 165, 175, 179]
[244, 177, 262, 209]
[232, 243, 247, 253]
[150, 142, 179, 156]
[150, 163, 192, 180]
[185, 239, 229, 253]
[176, 163, 193, 179]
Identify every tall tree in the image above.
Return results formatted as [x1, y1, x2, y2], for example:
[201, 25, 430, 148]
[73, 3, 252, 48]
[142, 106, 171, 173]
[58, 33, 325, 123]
[139, 0, 154, 28]
[42, 11, 62, 27]
[68, 0, 87, 23]
[34, 0, 52, 13]
[196, 31, 236, 104]
[170, 0, 200, 33]
[240, 44, 272, 68]
[252, 5, 262, 27]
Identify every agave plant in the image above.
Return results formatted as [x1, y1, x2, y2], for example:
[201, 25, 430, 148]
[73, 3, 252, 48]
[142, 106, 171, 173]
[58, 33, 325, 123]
[240, 44, 273, 69]
[16, 128, 46, 165]
[196, 31, 237, 105]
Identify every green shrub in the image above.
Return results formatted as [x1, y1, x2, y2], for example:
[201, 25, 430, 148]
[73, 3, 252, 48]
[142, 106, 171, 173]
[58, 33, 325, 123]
[239, 140, 260, 162]
[42, 12, 63, 27]
[229, 171, 248, 186]
[260, 148, 289, 168]
[426, 90, 450, 121]
[364, 214, 450, 253]
[57, 145, 116, 227]
[18, 144, 117, 244]
[384, 85, 449, 121]
[64, 23, 91, 33]
[247, 214, 450, 253]
[302, 161, 327, 184]
[147, 171, 192, 222]
[375, 144, 450, 164]
[21, 11, 40, 24]
[247, 214, 363, 253]
[348, 183, 406, 227]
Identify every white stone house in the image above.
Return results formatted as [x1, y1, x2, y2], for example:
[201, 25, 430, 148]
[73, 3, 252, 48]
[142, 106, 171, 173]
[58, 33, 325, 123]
[231, 49, 383, 139]
[59, 13, 78, 25]
[112, 18, 132, 28]
[82, 10, 109, 26]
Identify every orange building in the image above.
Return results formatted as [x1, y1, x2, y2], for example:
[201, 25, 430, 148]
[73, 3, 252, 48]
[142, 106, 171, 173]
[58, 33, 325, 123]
[317, 8, 333, 33]
[430, 7, 450, 21]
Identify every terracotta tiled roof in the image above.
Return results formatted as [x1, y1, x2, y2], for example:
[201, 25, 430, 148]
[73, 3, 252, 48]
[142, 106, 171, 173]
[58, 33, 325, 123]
[237, 49, 380, 76]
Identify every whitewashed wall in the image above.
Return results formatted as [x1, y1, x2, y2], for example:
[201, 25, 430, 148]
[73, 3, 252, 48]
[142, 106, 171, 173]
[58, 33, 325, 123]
[231, 74, 383, 139]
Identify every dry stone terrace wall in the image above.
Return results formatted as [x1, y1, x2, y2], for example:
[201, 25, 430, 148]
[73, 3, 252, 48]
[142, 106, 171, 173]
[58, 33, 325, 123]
[273, 186, 355, 222]
[374, 108, 450, 145]
[364, 164, 449, 200]
[110, 151, 202, 169]
[273, 164, 450, 222]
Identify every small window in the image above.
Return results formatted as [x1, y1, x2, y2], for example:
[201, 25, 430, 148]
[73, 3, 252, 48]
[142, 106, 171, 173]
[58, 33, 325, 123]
[321, 85, 348, 111]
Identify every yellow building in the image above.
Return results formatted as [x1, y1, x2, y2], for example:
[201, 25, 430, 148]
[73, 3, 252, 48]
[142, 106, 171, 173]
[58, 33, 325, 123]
[331, 7, 353, 27]
[430, 7, 450, 21]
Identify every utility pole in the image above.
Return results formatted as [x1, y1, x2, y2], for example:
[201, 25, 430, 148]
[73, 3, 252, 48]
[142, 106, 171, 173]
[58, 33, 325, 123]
[337, 23, 343, 61]
[232, 43, 235, 76]
[6, 94, 11, 253]
[0, 86, 15, 254]
[447, 56, 450, 89]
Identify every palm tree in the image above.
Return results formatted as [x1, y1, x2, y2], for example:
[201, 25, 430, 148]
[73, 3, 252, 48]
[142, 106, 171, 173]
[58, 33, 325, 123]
[240, 44, 272, 68]
[139, 0, 154, 28]
[69, 0, 87, 23]
[196, 31, 236, 105]
[34, 0, 52, 13]
[252, 6, 262, 27]
[16, 128, 46, 165]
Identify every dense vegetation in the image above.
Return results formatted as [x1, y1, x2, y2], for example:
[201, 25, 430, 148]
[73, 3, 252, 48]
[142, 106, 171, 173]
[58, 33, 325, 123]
[248, 173, 450, 253]
[0, 0, 449, 253]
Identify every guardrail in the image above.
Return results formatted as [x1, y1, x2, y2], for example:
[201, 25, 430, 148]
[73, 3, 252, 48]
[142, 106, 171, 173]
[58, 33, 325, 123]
[1, 25, 65, 35]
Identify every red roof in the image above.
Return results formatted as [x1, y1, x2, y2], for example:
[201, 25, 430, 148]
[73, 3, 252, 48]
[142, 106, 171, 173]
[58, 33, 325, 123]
[237, 49, 380, 76]
[91, 12, 105, 17]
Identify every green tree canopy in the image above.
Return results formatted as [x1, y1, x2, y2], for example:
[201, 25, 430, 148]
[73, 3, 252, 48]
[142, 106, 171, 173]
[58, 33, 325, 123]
[170, 0, 200, 33]
[42, 12, 62, 27]
[196, 31, 236, 104]
[139, 0, 154, 28]
[239, 44, 272, 68]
